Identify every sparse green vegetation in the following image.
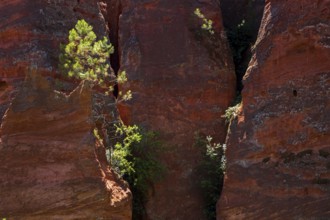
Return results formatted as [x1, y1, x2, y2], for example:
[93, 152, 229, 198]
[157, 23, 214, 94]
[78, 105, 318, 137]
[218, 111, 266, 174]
[59, 19, 113, 84]
[112, 123, 165, 219]
[223, 103, 241, 123]
[61, 20, 165, 219]
[194, 8, 214, 35]
[111, 122, 142, 175]
[59, 19, 131, 101]
[195, 134, 227, 220]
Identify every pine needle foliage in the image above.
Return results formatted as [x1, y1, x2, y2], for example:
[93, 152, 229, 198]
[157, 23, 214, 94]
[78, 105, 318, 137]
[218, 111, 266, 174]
[59, 19, 113, 85]
[59, 19, 131, 101]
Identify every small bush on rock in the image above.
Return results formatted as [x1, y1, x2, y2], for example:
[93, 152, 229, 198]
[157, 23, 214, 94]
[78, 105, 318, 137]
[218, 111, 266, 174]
[113, 123, 165, 219]
[196, 134, 227, 220]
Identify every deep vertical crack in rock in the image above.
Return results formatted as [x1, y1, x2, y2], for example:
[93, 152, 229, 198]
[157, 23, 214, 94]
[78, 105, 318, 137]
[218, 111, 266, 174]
[107, 0, 122, 98]
[217, 0, 266, 208]
[220, 0, 265, 95]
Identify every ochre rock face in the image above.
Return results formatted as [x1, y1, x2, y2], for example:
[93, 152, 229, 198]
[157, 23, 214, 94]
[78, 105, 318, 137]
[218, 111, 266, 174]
[117, 0, 236, 219]
[0, 70, 131, 219]
[0, 0, 110, 120]
[218, 1, 330, 219]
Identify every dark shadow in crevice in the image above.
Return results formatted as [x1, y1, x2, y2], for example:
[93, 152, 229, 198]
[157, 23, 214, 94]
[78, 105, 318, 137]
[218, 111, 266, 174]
[107, 0, 123, 98]
[220, 0, 265, 94]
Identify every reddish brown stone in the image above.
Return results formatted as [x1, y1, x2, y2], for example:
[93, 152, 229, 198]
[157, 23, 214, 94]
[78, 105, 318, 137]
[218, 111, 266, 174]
[0, 69, 131, 219]
[218, 1, 330, 219]
[0, 0, 111, 121]
[117, 0, 236, 219]
[0, 1, 133, 217]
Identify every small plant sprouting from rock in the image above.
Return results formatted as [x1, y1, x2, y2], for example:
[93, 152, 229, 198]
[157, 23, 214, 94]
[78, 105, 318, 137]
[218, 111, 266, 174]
[112, 122, 165, 219]
[205, 136, 227, 174]
[223, 103, 241, 123]
[59, 19, 131, 101]
[59, 19, 112, 83]
[196, 134, 227, 220]
[194, 8, 214, 35]
[111, 122, 142, 175]
[59, 20, 164, 219]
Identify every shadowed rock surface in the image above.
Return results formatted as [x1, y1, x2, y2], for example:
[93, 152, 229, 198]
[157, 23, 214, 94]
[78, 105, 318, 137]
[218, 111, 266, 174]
[218, 0, 330, 219]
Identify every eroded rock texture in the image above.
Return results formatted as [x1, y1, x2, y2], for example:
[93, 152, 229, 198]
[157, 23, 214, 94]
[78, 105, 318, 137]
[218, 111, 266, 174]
[0, 0, 110, 120]
[218, 1, 330, 219]
[117, 0, 236, 219]
[0, 70, 131, 219]
[0, 1, 132, 218]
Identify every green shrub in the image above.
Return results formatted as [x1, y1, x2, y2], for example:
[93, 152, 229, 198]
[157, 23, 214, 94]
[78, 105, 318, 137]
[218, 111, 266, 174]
[223, 102, 241, 123]
[194, 8, 214, 35]
[61, 19, 164, 220]
[59, 19, 130, 100]
[195, 134, 227, 220]
[111, 122, 142, 175]
[112, 123, 165, 219]
[59, 19, 112, 83]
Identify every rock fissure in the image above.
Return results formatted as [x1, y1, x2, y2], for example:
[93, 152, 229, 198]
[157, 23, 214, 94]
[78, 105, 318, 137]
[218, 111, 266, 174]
[220, 0, 265, 94]
[107, 0, 123, 98]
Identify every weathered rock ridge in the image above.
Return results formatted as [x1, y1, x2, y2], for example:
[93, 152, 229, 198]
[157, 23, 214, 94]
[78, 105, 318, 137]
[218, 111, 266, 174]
[218, 0, 330, 219]
[117, 0, 236, 219]
[0, 70, 131, 219]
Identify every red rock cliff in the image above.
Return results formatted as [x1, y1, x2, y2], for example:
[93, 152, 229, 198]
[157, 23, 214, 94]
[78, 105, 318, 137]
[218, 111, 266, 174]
[0, 1, 132, 219]
[0, 70, 131, 219]
[0, 0, 110, 120]
[117, 0, 236, 219]
[218, 0, 330, 219]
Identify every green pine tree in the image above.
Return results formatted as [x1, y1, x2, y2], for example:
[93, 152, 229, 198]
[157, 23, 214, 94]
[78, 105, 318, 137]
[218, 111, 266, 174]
[59, 19, 130, 99]
[60, 19, 113, 85]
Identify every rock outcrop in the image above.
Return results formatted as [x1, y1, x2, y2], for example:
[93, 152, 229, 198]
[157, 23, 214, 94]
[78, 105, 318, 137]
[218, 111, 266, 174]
[0, 1, 132, 218]
[218, 0, 330, 219]
[0, 70, 131, 219]
[117, 0, 236, 219]
[0, 0, 110, 120]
